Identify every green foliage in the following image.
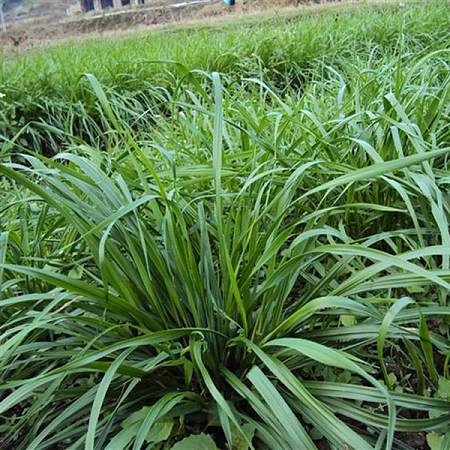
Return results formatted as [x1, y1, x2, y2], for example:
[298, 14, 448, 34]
[426, 432, 450, 450]
[171, 433, 219, 450]
[0, 2, 450, 449]
[437, 378, 450, 401]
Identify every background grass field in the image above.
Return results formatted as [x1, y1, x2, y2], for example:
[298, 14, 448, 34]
[0, 1, 450, 449]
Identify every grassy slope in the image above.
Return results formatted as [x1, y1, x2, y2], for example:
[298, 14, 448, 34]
[1, 1, 449, 152]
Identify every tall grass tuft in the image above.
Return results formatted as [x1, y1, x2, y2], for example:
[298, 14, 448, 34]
[1, 2, 450, 449]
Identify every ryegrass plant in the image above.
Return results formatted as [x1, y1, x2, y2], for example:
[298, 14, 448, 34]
[0, 2, 450, 449]
[1, 0, 449, 153]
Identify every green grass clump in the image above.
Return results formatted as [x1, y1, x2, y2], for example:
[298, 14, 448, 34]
[1, 0, 449, 154]
[1, 2, 450, 449]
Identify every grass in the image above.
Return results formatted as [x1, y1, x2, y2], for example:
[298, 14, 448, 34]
[0, 1, 450, 449]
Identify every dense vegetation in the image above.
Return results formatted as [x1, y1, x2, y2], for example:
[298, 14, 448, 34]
[0, 2, 450, 449]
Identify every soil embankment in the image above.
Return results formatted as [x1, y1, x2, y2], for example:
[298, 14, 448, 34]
[0, 0, 337, 49]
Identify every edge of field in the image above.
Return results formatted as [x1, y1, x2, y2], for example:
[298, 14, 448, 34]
[1, 0, 419, 53]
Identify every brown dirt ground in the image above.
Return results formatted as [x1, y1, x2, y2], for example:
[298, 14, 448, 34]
[0, 0, 405, 50]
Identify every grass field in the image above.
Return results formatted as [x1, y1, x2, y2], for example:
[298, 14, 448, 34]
[0, 1, 450, 449]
